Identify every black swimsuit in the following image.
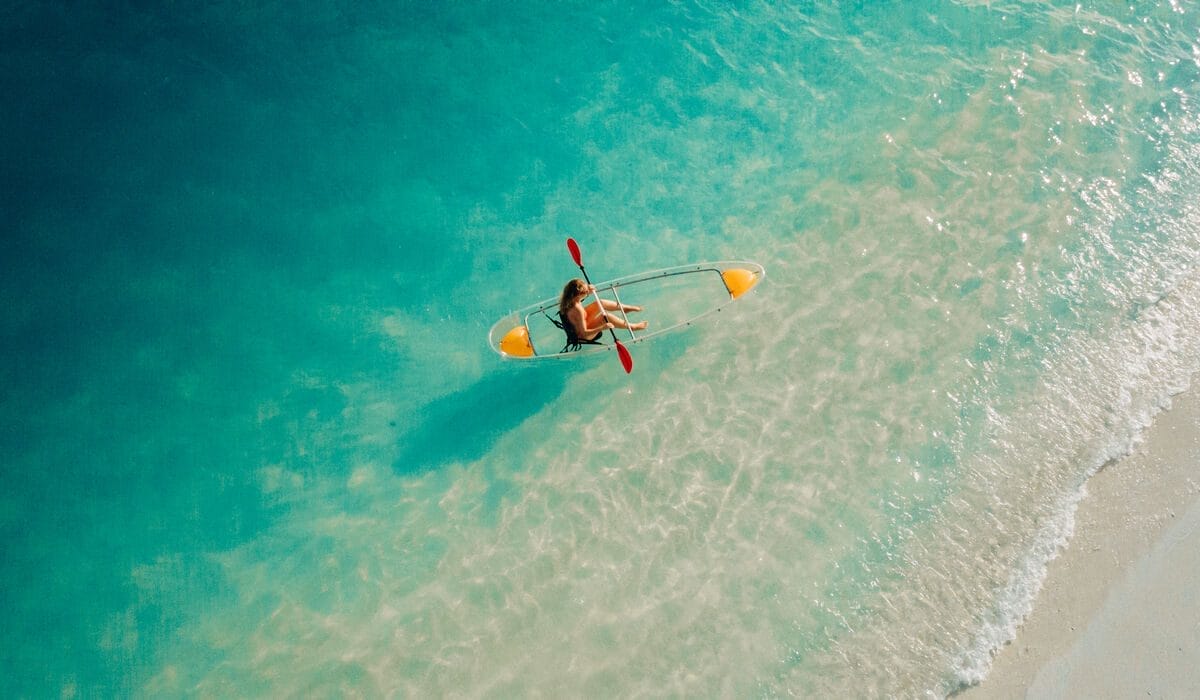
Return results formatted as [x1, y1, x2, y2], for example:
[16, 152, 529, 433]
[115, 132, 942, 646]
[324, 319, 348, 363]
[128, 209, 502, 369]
[554, 310, 604, 352]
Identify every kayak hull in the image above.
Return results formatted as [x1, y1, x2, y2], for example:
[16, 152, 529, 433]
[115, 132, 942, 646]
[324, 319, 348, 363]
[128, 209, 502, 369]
[487, 261, 765, 361]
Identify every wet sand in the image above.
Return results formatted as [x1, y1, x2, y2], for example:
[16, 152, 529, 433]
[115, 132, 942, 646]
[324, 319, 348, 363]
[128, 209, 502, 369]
[963, 383, 1200, 698]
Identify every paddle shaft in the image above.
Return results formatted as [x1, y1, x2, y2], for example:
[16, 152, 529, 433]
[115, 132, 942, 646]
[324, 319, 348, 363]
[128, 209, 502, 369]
[567, 238, 633, 373]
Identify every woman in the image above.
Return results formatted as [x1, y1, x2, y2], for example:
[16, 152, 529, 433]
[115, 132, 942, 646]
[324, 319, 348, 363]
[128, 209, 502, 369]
[558, 278, 647, 346]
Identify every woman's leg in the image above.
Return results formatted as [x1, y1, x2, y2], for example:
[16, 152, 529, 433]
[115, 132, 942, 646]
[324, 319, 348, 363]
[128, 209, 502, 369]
[595, 298, 642, 313]
[585, 301, 647, 331]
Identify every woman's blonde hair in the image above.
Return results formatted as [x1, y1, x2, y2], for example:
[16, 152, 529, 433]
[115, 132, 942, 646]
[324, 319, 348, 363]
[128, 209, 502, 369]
[558, 278, 588, 320]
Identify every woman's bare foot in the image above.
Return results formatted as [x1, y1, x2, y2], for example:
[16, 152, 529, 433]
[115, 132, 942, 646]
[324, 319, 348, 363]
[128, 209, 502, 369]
[631, 321, 648, 331]
[623, 304, 642, 313]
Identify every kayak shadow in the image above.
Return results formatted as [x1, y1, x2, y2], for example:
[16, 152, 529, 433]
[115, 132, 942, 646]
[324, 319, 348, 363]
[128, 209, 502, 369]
[392, 329, 703, 475]
[393, 362, 572, 474]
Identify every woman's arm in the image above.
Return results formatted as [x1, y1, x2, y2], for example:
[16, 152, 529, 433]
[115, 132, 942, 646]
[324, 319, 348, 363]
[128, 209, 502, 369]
[569, 304, 610, 335]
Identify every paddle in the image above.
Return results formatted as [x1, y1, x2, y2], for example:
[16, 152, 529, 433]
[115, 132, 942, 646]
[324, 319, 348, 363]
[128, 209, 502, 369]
[567, 237, 634, 374]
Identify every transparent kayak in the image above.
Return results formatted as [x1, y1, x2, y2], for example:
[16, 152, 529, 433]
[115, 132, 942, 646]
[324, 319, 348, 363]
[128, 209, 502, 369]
[488, 261, 765, 361]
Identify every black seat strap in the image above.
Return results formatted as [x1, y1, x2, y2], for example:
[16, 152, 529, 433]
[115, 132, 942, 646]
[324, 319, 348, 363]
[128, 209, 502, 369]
[548, 311, 604, 353]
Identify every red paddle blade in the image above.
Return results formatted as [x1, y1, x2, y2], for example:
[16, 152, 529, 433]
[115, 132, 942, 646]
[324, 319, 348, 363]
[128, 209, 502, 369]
[615, 340, 633, 374]
[567, 238, 582, 267]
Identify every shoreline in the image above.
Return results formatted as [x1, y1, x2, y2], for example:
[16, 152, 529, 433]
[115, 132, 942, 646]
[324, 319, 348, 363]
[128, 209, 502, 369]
[961, 380, 1200, 697]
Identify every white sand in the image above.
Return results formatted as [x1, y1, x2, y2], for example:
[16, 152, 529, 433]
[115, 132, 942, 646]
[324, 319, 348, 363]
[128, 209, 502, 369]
[963, 385, 1200, 698]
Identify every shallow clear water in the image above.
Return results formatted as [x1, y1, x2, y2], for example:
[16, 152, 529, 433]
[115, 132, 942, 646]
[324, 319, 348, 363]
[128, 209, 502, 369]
[4, 1, 1200, 696]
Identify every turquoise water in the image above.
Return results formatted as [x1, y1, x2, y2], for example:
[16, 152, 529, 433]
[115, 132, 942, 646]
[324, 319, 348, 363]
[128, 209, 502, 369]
[4, 1, 1200, 696]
